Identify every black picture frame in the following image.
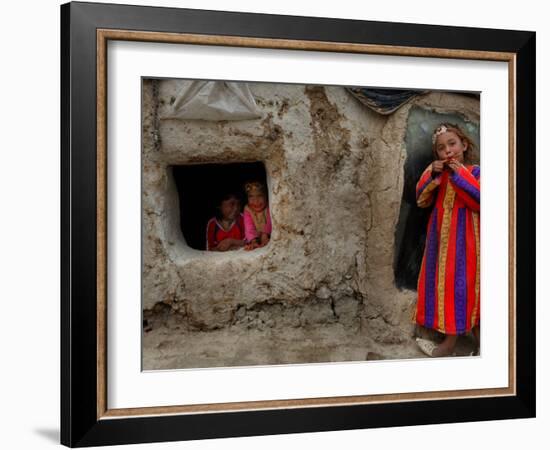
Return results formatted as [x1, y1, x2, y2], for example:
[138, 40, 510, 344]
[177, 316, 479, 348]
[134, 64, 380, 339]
[61, 1, 535, 447]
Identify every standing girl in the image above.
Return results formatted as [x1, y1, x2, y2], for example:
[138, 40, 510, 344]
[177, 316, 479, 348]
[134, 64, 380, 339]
[243, 181, 272, 251]
[414, 123, 480, 357]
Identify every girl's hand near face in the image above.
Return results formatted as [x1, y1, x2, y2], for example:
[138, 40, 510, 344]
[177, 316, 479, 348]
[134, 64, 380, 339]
[432, 160, 445, 174]
[446, 158, 464, 173]
[432, 160, 445, 173]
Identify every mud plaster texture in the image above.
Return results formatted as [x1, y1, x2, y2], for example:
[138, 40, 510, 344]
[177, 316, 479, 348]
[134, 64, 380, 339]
[142, 80, 480, 369]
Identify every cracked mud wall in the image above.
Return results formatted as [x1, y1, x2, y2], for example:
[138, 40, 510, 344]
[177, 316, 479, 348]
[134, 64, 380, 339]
[142, 79, 479, 348]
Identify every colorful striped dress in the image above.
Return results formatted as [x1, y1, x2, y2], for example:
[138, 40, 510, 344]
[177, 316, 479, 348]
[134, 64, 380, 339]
[414, 163, 480, 335]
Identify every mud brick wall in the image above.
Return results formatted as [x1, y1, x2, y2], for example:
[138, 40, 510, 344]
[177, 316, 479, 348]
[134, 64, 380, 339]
[141, 79, 479, 344]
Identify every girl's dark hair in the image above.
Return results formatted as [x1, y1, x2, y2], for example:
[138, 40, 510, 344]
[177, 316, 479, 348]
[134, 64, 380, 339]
[432, 122, 477, 165]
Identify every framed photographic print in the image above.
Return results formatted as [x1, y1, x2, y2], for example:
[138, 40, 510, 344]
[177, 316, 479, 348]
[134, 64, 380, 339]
[60, 1, 536, 447]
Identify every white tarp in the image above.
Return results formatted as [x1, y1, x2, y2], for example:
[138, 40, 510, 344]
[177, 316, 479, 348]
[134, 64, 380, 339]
[163, 81, 262, 121]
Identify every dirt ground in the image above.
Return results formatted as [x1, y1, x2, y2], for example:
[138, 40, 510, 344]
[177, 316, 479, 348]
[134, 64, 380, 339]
[142, 309, 479, 370]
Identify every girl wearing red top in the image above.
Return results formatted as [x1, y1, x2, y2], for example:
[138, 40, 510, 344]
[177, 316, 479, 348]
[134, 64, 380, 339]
[206, 193, 245, 251]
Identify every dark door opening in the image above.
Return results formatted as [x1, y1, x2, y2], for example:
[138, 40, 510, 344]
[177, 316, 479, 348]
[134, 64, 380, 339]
[172, 162, 268, 250]
[393, 106, 480, 290]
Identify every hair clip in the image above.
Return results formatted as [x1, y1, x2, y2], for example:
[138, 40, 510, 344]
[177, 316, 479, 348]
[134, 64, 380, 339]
[432, 124, 449, 144]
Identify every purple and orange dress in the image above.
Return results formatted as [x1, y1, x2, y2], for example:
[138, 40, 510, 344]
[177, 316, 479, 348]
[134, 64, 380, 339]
[414, 163, 480, 335]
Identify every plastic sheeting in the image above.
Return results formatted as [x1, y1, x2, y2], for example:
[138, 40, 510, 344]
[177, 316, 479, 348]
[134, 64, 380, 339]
[163, 81, 262, 121]
[347, 88, 428, 115]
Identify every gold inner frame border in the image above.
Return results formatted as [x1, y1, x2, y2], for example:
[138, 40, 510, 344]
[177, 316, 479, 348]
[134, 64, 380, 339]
[95, 28, 517, 420]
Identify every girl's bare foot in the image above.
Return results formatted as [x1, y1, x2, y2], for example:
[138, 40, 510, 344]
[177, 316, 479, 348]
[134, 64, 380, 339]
[471, 325, 480, 355]
[437, 335, 457, 356]
[417, 335, 457, 357]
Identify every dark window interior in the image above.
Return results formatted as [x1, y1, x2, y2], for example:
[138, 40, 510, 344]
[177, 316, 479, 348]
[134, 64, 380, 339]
[172, 162, 268, 250]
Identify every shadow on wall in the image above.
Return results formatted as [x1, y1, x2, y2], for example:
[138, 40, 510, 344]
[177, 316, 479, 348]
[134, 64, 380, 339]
[393, 105, 480, 290]
[172, 161, 268, 250]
